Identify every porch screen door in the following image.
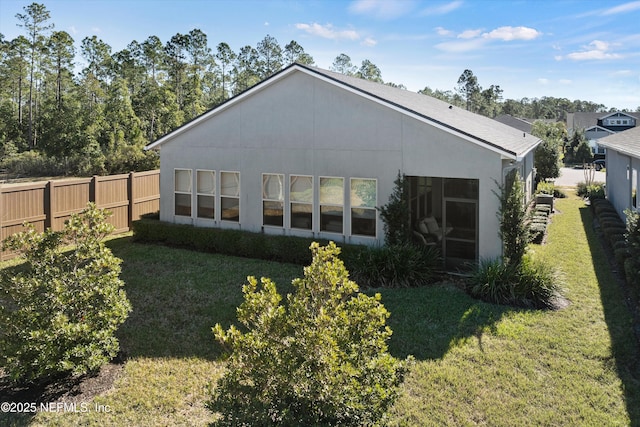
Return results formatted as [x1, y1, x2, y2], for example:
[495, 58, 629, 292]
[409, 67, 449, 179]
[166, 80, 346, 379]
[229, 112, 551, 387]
[443, 199, 478, 269]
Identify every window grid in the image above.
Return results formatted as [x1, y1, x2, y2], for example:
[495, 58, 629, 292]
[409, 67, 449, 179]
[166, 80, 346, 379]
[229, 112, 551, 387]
[350, 178, 377, 237]
[290, 175, 313, 230]
[262, 173, 284, 227]
[174, 169, 192, 217]
[319, 177, 344, 234]
[220, 171, 240, 222]
[196, 170, 215, 219]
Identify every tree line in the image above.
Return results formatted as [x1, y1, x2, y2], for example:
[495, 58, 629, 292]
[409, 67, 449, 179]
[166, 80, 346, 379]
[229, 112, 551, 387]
[0, 2, 626, 177]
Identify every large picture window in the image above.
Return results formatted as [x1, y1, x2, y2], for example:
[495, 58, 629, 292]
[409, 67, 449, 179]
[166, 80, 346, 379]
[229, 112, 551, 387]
[221, 171, 240, 222]
[263, 174, 284, 227]
[320, 177, 344, 233]
[197, 170, 215, 219]
[174, 169, 192, 217]
[350, 178, 377, 237]
[290, 175, 313, 230]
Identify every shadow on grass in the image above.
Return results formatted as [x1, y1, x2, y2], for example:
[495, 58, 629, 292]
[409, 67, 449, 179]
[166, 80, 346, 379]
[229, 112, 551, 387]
[375, 284, 515, 360]
[106, 236, 514, 363]
[579, 205, 640, 425]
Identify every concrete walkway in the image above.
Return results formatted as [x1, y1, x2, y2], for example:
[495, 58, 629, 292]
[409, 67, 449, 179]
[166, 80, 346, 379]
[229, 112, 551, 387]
[552, 167, 605, 188]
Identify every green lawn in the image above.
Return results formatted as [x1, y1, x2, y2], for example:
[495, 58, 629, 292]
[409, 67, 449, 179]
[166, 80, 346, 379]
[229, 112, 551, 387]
[2, 194, 639, 426]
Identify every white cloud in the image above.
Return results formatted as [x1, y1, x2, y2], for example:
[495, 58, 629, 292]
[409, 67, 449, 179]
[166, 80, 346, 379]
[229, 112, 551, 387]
[361, 37, 377, 47]
[458, 29, 483, 39]
[421, 0, 463, 16]
[69, 25, 78, 34]
[91, 27, 101, 33]
[295, 23, 360, 41]
[435, 26, 454, 37]
[482, 26, 542, 41]
[603, 0, 640, 15]
[264, 21, 270, 27]
[348, 0, 416, 19]
[565, 40, 623, 60]
[610, 70, 633, 77]
[559, 79, 572, 85]
[538, 78, 549, 85]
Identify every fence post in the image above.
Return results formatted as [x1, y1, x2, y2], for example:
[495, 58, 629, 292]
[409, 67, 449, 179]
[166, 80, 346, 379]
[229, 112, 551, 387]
[128, 171, 135, 230]
[90, 175, 97, 204]
[46, 180, 54, 230]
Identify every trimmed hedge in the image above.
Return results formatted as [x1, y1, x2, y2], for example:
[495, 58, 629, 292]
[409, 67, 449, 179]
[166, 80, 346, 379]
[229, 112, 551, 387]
[132, 218, 366, 266]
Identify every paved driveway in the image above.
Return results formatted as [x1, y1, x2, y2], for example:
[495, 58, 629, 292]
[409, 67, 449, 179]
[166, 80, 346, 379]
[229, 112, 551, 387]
[552, 167, 606, 188]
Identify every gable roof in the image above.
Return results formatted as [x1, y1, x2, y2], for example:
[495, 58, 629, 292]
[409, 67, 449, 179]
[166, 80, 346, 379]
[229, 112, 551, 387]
[147, 63, 541, 160]
[494, 115, 533, 133]
[567, 111, 640, 132]
[598, 126, 640, 158]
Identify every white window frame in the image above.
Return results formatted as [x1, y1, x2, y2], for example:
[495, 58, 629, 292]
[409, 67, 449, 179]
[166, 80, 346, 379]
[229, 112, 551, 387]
[289, 175, 314, 231]
[350, 177, 377, 238]
[262, 173, 285, 227]
[174, 168, 192, 217]
[319, 176, 344, 234]
[196, 169, 216, 220]
[220, 171, 240, 223]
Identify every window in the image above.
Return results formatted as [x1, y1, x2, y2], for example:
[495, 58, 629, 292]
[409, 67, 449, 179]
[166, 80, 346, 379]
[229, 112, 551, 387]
[221, 171, 240, 222]
[174, 169, 192, 216]
[262, 174, 284, 227]
[350, 178, 376, 237]
[197, 170, 215, 219]
[320, 177, 344, 233]
[290, 175, 313, 230]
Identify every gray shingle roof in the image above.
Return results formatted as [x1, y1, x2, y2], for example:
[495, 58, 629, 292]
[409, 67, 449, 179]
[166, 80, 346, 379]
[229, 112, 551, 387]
[302, 65, 540, 158]
[148, 63, 542, 158]
[598, 126, 640, 158]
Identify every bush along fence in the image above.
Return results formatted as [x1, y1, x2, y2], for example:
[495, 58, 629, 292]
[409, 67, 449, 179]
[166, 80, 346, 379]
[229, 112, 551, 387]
[0, 170, 159, 261]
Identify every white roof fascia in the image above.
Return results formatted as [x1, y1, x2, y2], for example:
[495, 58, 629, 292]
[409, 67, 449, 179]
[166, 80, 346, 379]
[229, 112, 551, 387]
[599, 111, 635, 121]
[585, 125, 615, 134]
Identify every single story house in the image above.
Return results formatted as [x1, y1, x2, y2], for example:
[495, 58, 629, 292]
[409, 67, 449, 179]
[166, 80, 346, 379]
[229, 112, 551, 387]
[598, 126, 640, 219]
[146, 63, 541, 269]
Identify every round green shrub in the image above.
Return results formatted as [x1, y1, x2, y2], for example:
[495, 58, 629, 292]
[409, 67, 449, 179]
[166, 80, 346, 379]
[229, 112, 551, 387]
[0, 204, 131, 384]
[208, 242, 409, 426]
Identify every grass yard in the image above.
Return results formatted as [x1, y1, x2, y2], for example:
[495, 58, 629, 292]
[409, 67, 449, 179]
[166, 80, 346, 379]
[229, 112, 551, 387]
[2, 193, 639, 426]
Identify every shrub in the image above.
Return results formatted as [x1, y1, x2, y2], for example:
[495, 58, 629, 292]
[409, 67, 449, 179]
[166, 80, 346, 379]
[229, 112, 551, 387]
[350, 243, 441, 288]
[468, 258, 519, 305]
[208, 242, 409, 426]
[536, 181, 555, 195]
[379, 171, 411, 246]
[0, 203, 131, 384]
[553, 188, 567, 198]
[624, 209, 640, 288]
[577, 181, 606, 200]
[497, 170, 530, 267]
[515, 256, 565, 310]
[468, 255, 564, 309]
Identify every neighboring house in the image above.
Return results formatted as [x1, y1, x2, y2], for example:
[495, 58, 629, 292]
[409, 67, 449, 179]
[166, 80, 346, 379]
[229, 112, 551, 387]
[598, 126, 640, 219]
[146, 64, 541, 269]
[566, 111, 640, 158]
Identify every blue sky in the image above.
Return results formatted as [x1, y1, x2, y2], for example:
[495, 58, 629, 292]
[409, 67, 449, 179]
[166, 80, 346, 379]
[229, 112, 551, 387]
[2, 0, 640, 110]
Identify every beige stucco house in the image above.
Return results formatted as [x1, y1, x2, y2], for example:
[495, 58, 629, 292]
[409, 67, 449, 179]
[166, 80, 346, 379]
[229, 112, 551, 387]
[146, 64, 541, 268]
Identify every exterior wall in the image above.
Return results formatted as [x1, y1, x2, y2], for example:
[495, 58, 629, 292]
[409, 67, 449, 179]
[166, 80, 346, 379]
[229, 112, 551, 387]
[606, 149, 640, 219]
[158, 71, 506, 259]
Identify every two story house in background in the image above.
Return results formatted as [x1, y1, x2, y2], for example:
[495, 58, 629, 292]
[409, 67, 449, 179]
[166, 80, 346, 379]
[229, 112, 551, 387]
[566, 111, 640, 159]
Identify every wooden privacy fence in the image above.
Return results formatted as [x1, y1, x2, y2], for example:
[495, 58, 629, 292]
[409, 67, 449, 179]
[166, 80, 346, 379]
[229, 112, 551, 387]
[0, 170, 160, 261]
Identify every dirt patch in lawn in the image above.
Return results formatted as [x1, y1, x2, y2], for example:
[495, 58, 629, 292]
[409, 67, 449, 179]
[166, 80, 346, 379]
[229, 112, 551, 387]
[0, 354, 125, 408]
